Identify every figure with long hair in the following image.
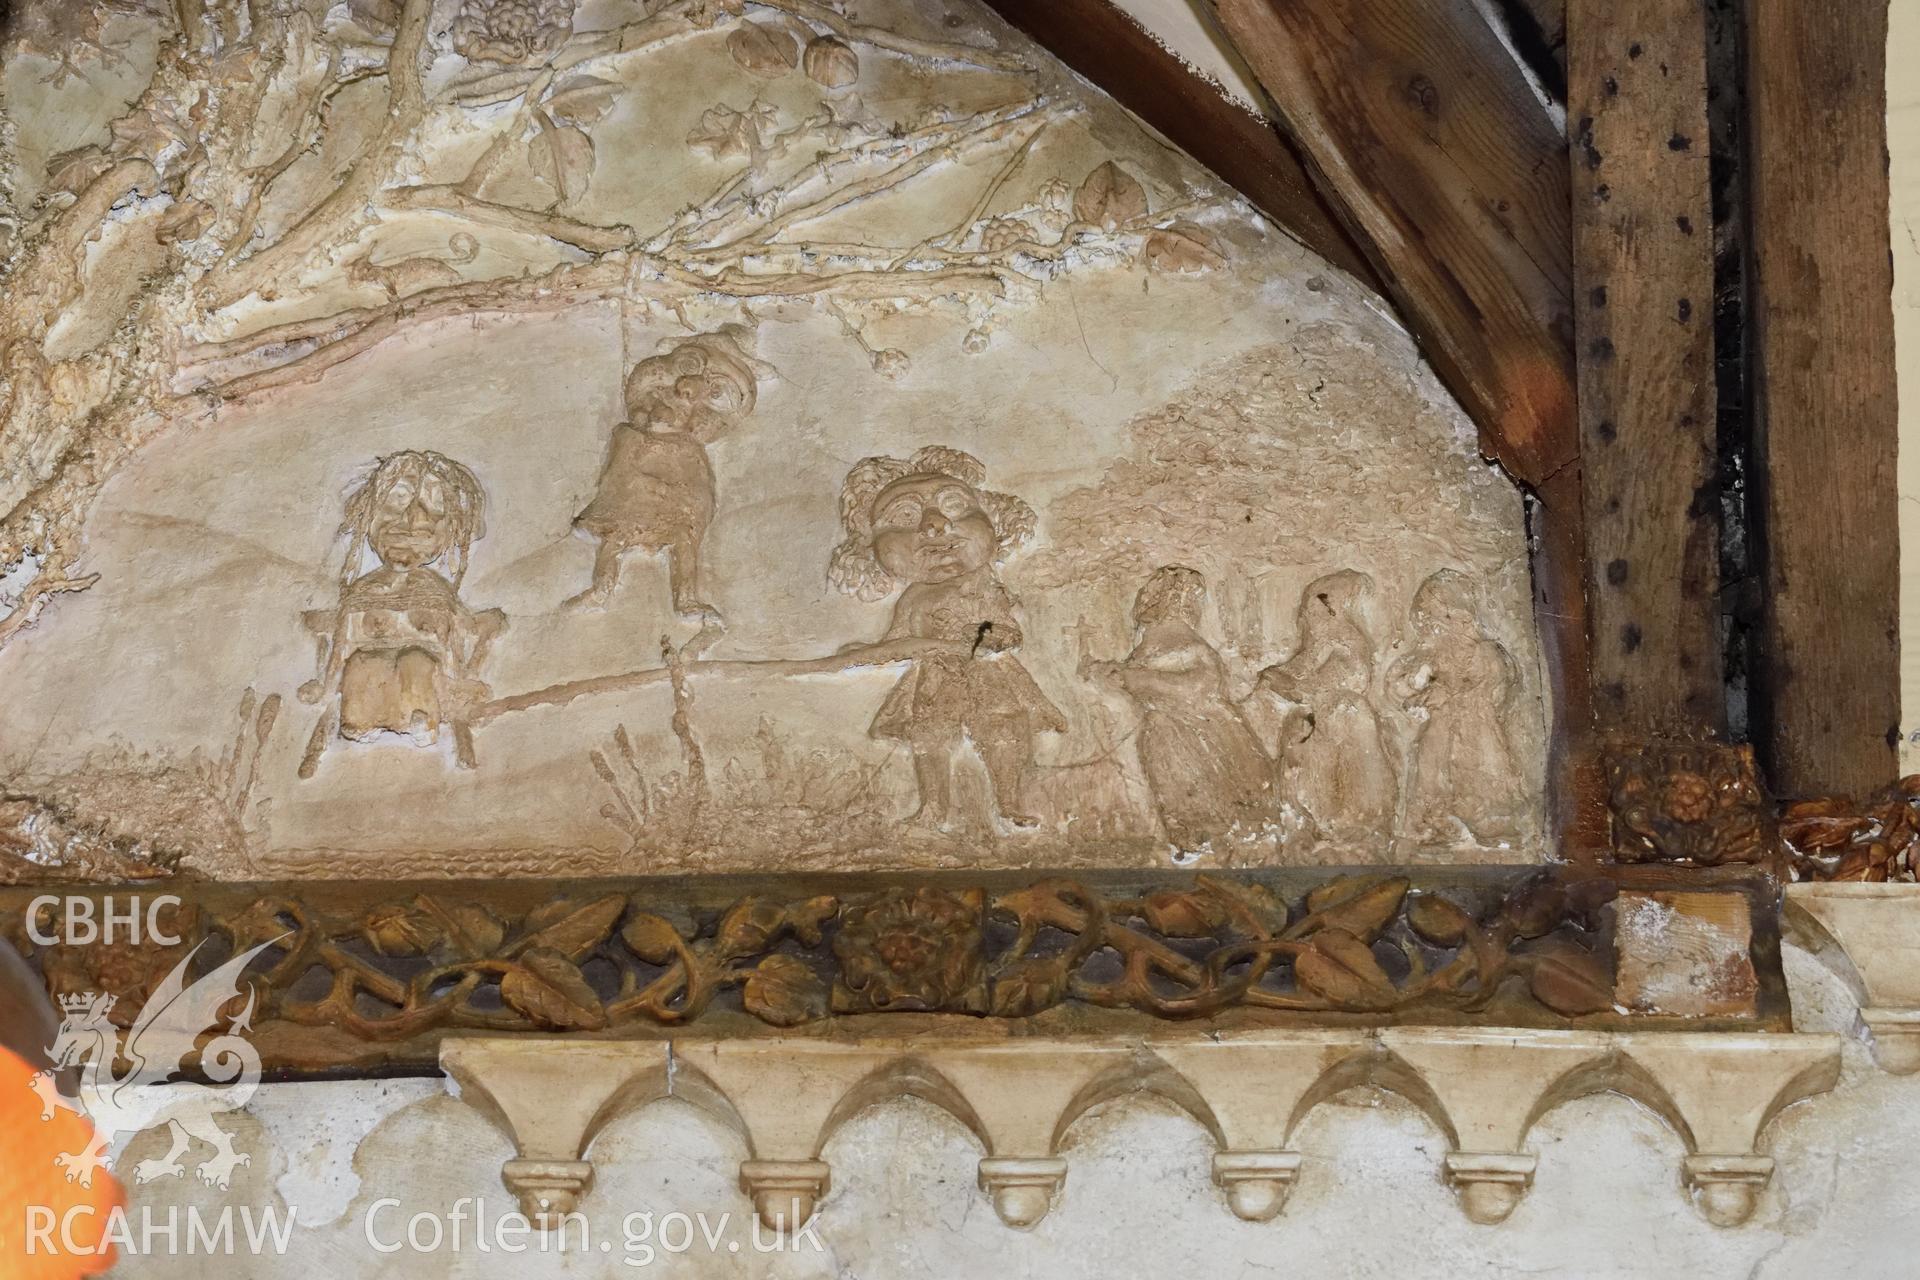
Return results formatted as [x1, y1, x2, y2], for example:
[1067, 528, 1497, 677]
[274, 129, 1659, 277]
[1258, 570, 1395, 846]
[297, 450, 504, 776]
[1388, 569, 1525, 843]
[1089, 565, 1274, 849]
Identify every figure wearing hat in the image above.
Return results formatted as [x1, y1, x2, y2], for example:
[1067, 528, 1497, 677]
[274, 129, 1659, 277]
[566, 325, 770, 622]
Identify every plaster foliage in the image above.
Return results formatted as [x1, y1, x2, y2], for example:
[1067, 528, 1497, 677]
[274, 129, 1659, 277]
[0, 0, 1545, 879]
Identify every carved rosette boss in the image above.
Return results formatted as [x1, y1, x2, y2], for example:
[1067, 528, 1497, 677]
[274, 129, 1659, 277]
[1606, 742, 1771, 866]
[831, 887, 988, 1014]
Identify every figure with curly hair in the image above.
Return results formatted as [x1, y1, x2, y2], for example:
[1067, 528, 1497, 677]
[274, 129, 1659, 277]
[829, 446, 1065, 830]
[296, 450, 505, 777]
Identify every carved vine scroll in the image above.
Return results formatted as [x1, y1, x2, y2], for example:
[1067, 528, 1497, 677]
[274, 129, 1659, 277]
[0, 865, 1787, 1074]
[1, 0, 1229, 660]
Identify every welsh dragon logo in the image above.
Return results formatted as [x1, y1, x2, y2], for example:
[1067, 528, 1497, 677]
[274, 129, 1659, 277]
[30, 937, 282, 1191]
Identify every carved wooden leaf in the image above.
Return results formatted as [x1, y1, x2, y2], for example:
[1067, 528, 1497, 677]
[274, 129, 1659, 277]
[1140, 888, 1226, 937]
[1405, 893, 1474, 948]
[727, 21, 798, 76]
[714, 898, 786, 959]
[1143, 222, 1225, 274]
[1295, 876, 1410, 944]
[1832, 850, 1889, 881]
[225, 899, 293, 952]
[419, 897, 506, 959]
[530, 123, 594, 204]
[989, 957, 1072, 1017]
[1073, 160, 1148, 230]
[621, 912, 683, 965]
[520, 893, 625, 962]
[361, 903, 441, 957]
[499, 948, 608, 1031]
[545, 75, 621, 126]
[742, 954, 827, 1026]
[448, 904, 506, 957]
[787, 895, 839, 948]
[1194, 874, 1290, 934]
[1305, 874, 1370, 915]
[1293, 928, 1397, 1010]
[1563, 877, 1620, 924]
[1501, 878, 1568, 939]
[1525, 943, 1615, 1016]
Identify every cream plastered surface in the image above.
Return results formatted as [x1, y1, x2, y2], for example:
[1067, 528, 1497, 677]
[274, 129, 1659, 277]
[0, 0, 1545, 879]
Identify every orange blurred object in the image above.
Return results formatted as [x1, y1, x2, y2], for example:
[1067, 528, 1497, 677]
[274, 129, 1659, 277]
[0, 1045, 121, 1280]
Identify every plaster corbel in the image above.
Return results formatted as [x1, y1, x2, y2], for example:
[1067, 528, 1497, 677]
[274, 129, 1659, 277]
[1152, 1031, 1362, 1221]
[1786, 883, 1920, 1072]
[1380, 1028, 1612, 1225]
[439, 1038, 671, 1229]
[932, 1041, 1133, 1230]
[1617, 1033, 1841, 1226]
[669, 1039, 901, 1234]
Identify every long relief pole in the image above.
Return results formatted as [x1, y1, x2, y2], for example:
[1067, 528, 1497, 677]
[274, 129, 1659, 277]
[472, 637, 971, 724]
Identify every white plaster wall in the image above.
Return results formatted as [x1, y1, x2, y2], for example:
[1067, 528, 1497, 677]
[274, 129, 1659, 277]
[1105, 0, 1265, 112]
[97, 943, 1917, 1279]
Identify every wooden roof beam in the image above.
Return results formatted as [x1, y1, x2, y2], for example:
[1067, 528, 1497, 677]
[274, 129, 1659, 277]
[1745, 0, 1900, 795]
[1568, 0, 1724, 738]
[1203, 0, 1577, 489]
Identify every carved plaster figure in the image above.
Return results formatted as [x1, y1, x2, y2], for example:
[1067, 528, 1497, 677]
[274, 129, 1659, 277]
[828, 446, 1065, 831]
[297, 450, 504, 777]
[1089, 566, 1273, 849]
[1258, 570, 1395, 844]
[0, 0, 1551, 876]
[566, 327, 768, 621]
[1388, 570, 1525, 843]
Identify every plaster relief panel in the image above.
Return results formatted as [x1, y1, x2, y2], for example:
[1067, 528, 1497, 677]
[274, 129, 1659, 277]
[0, 0, 1547, 880]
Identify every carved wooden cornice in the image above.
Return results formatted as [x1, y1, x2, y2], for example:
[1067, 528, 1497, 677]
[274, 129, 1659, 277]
[0, 864, 1792, 1076]
[15, 740, 1920, 1090]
